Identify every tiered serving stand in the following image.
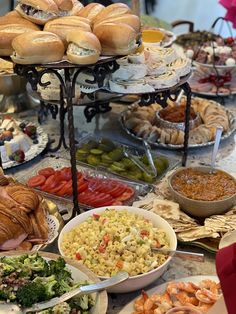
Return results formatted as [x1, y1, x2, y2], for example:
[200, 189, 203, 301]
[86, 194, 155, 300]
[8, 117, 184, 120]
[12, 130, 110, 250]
[13, 58, 192, 217]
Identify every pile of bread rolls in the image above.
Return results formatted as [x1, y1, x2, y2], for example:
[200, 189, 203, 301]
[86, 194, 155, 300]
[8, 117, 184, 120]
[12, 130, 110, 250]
[0, 0, 141, 65]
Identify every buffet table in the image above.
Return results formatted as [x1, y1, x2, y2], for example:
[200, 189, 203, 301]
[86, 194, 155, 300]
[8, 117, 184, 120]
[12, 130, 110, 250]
[5, 97, 236, 313]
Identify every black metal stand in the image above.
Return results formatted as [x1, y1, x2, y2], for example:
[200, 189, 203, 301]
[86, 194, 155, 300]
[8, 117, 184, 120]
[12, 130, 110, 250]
[14, 59, 192, 216]
[14, 58, 119, 217]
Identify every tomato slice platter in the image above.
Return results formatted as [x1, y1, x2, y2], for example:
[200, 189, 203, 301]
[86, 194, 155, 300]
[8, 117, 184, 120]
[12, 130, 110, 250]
[21, 157, 150, 209]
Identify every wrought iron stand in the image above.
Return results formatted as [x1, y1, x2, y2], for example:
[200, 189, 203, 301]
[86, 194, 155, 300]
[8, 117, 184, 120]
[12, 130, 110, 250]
[14, 59, 192, 218]
[14, 58, 119, 217]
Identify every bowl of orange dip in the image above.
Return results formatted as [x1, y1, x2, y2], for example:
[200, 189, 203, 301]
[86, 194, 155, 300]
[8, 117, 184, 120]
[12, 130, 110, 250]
[168, 166, 236, 217]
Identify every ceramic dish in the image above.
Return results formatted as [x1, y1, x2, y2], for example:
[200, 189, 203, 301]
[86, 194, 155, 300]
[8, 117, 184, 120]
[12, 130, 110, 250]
[2, 123, 48, 169]
[118, 275, 219, 314]
[0, 251, 108, 314]
[168, 166, 236, 218]
[58, 206, 177, 293]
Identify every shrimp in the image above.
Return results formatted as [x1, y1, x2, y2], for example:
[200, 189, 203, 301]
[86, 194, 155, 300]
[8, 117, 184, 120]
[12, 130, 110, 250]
[198, 301, 213, 313]
[144, 298, 155, 311]
[195, 288, 218, 304]
[134, 290, 149, 312]
[175, 291, 199, 306]
[199, 279, 221, 295]
[167, 282, 199, 295]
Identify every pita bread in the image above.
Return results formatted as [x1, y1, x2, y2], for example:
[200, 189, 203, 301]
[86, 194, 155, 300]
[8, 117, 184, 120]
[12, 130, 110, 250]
[151, 199, 180, 220]
[204, 214, 236, 233]
[177, 226, 220, 242]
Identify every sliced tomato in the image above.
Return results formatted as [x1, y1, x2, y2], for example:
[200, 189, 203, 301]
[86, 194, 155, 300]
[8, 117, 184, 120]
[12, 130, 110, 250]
[38, 167, 55, 178]
[27, 175, 46, 188]
[56, 180, 73, 197]
[77, 181, 88, 193]
[78, 191, 95, 204]
[108, 185, 127, 198]
[89, 194, 114, 207]
[41, 174, 57, 191]
[116, 187, 135, 202]
[48, 181, 67, 194]
[59, 167, 72, 181]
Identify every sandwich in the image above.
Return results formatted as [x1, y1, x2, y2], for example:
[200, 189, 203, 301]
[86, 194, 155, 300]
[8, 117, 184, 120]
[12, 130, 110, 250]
[0, 16, 40, 56]
[93, 14, 141, 34]
[111, 63, 147, 80]
[77, 3, 104, 23]
[145, 70, 179, 89]
[15, 0, 84, 25]
[11, 31, 65, 64]
[66, 30, 101, 64]
[93, 3, 131, 25]
[93, 23, 138, 55]
[44, 16, 91, 45]
[109, 79, 155, 94]
[15, 0, 60, 25]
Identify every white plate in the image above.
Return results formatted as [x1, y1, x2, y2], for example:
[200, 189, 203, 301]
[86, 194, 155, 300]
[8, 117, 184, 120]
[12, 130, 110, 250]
[2, 123, 48, 169]
[119, 275, 219, 314]
[0, 251, 108, 314]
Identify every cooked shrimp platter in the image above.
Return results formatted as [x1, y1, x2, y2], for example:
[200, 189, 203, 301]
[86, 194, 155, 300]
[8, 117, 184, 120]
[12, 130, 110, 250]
[118, 277, 222, 314]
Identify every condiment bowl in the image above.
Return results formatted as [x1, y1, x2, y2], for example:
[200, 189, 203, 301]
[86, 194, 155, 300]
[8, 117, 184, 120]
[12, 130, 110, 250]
[58, 206, 177, 293]
[168, 166, 236, 218]
[156, 107, 202, 131]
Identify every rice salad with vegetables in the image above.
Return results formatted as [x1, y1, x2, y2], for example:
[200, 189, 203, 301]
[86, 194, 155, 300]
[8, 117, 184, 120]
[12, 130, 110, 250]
[61, 209, 169, 277]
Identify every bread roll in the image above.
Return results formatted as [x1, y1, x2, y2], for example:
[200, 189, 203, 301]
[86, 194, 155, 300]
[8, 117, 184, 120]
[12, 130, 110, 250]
[44, 16, 91, 45]
[93, 23, 137, 55]
[15, 0, 84, 25]
[53, 0, 73, 11]
[94, 14, 141, 33]
[69, 0, 84, 16]
[15, 0, 59, 25]
[66, 30, 101, 64]
[4, 11, 21, 18]
[77, 3, 104, 22]
[0, 16, 40, 56]
[93, 3, 131, 24]
[11, 31, 65, 64]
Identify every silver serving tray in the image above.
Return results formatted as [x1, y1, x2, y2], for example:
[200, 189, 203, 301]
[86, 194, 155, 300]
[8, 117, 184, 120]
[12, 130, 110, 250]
[120, 99, 236, 150]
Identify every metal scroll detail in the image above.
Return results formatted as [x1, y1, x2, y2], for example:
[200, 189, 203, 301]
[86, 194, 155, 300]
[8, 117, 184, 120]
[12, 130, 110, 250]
[84, 102, 112, 122]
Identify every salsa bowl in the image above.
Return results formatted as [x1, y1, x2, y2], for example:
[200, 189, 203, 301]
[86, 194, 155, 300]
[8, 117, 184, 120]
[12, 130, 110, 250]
[168, 166, 236, 218]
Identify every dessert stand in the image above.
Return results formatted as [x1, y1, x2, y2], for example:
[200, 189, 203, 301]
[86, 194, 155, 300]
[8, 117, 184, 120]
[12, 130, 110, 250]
[14, 58, 192, 217]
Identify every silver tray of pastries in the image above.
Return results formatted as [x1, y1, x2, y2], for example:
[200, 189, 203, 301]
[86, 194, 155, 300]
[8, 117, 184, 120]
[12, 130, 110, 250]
[120, 97, 236, 149]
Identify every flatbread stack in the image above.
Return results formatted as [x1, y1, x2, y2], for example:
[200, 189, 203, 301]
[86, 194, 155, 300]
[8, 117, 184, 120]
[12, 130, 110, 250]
[0, 58, 14, 75]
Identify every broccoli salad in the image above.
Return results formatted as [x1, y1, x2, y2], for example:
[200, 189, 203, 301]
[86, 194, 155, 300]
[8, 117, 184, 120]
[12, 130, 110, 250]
[0, 254, 95, 313]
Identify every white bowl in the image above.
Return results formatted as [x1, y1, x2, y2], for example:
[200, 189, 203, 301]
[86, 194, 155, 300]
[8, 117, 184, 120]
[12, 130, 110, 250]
[58, 206, 177, 293]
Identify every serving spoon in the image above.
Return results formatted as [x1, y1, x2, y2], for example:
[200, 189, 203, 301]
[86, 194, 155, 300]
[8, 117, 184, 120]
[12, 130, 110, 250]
[0, 271, 129, 314]
[209, 126, 223, 174]
[151, 247, 204, 262]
